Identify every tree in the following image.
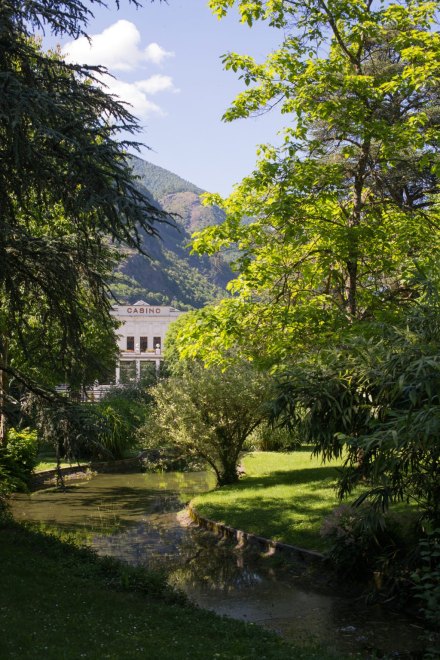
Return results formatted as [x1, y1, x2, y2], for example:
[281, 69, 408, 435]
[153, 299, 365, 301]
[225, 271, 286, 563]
[271, 274, 440, 527]
[147, 361, 270, 485]
[175, 0, 440, 367]
[0, 1, 167, 444]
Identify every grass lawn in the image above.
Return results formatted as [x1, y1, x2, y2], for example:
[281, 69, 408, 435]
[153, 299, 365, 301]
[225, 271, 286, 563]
[191, 450, 347, 553]
[34, 445, 85, 472]
[34, 459, 85, 472]
[0, 522, 340, 660]
[34, 447, 141, 472]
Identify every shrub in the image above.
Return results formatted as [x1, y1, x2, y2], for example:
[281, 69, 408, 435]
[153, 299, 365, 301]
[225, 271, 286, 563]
[6, 428, 39, 476]
[320, 505, 381, 576]
[94, 400, 147, 460]
[248, 423, 301, 451]
[0, 428, 39, 522]
[84, 380, 153, 460]
[412, 528, 440, 655]
[147, 361, 271, 485]
[0, 428, 38, 487]
[320, 504, 414, 582]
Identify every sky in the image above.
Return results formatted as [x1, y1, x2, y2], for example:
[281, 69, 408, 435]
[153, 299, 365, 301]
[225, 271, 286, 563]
[46, 0, 286, 197]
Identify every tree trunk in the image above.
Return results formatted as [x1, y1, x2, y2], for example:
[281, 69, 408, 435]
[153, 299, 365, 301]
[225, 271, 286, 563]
[217, 465, 240, 486]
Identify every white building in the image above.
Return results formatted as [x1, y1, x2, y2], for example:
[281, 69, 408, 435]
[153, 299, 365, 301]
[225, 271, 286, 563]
[111, 300, 182, 383]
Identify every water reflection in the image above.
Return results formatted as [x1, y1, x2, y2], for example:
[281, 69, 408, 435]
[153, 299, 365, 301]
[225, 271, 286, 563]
[12, 471, 424, 658]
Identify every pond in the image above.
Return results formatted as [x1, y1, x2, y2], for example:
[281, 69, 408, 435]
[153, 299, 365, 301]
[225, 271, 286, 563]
[12, 470, 425, 658]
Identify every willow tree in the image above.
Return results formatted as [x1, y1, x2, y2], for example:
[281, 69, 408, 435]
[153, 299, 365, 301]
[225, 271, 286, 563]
[176, 0, 440, 366]
[0, 1, 166, 444]
[148, 360, 270, 485]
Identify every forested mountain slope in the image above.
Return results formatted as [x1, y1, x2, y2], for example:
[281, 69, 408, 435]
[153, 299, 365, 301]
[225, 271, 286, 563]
[109, 156, 232, 310]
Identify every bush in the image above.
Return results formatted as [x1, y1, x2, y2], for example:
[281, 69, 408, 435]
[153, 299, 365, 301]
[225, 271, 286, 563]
[412, 528, 440, 654]
[6, 428, 39, 476]
[320, 504, 414, 582]
[0, 428, 39, 522]
[320, 505, 381, 576]
[94, 399, 148, 460]
[147, 361, 271, 485]
[248, 423, 301, 451]
[0, 428, 38, 487]
[83, 380, 154, 460]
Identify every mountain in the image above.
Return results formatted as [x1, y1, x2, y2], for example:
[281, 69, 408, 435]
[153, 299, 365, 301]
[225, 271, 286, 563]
[109, 156, 232, 310]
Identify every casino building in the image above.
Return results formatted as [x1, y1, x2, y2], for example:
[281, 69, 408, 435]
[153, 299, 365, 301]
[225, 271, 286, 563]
[111, 300, 182, 383]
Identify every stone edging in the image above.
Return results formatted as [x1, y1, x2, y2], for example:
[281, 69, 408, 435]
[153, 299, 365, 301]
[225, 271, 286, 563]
[31, 464, 90, 488]
[187, 504, 324, 564]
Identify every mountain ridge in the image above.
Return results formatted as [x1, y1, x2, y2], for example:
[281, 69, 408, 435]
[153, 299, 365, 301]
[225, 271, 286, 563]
[109, 156, 232, 310]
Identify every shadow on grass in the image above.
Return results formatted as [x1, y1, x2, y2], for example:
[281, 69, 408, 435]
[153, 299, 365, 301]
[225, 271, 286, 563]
[195, 466, 345, 551]
[229, 465, 340, 490]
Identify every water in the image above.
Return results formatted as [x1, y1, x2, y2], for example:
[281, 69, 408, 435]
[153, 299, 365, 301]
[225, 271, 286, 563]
[12, 471, 425, 658]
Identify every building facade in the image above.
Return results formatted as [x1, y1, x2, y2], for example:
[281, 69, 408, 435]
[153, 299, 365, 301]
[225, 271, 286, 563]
[111, 300, 182, 383]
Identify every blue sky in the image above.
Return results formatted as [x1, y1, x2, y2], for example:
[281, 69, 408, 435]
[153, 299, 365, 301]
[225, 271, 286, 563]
[49, 0, 285, 196]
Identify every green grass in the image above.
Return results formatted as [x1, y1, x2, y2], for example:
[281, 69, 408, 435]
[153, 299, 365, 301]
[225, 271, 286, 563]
[34, 459, 85, 472]
[34, 445, 84, 473]
[34, 447, 140, 472]
[0, 522, 340, 660]
[192, 450, 346, 552]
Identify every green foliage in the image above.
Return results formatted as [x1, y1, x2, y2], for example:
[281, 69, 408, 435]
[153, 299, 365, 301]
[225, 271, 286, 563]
[248, 423, 301, 452]
[272, 279, 440, 528]
[95, 398, 147, 460]
[176, 0, 440, 367]
[163, 311, 201, 375]
[4, 428, 39, 477]
[25, 395, 111, 464]
[0, 427, 38, 520]
[0, 1, 168, 439]
[85, 378, 155, 460]
[0, 428, 38, 488]
[146, 361, 271, 485]
[320, 504, 403, 578]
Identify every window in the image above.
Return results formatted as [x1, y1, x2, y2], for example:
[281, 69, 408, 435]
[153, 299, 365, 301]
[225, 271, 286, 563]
[153, 337, 161, 350]
[140, 336, 148, 352]
[140, 361, 156, 379]
[120, 361, 136, 383]
[126, 336, 134, 351]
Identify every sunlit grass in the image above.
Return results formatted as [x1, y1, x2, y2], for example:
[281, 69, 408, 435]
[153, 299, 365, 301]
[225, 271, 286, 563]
[34, 460, 83, 472]
[34, 447, 141, 472]
[192, 450, 346, 552]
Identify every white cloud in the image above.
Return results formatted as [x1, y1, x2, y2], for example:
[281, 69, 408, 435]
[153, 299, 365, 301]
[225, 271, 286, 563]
[135, 75, 176, 95]
[143, 42, 174, 65]
[105, 78, 164, 118]
[62, 21, 178, 119]
[63, 20, 175, 72]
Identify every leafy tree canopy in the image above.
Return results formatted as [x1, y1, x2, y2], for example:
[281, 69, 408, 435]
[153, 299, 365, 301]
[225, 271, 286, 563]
[0, 1, 166, 442]
[147, 360, 271, 485]
[272, 272, 440, 526]
[175, 0, 440, 367]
